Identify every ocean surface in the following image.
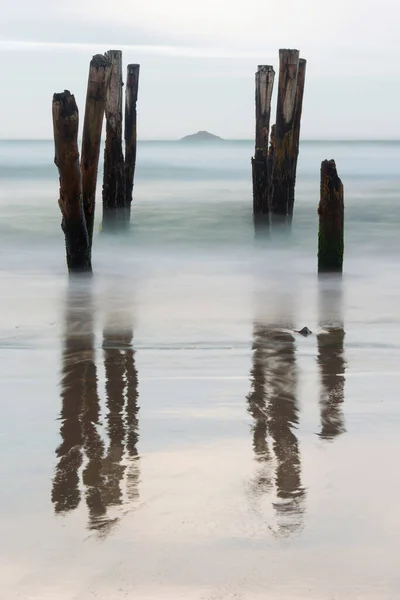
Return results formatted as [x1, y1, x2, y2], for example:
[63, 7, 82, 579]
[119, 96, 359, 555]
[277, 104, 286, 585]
[1, 139, 400, 599]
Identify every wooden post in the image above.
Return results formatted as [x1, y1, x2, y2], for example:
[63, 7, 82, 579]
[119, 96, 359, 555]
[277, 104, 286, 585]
[318, 160, 344, 273]
[288, 58, 306, 216]
[252, 65, 274, 216]
[267, 123, 276, 205]
[269, 49, 300, 218]
[103, 50, 125, 230]
[252, 149, 269, 216]
[81, 54, 111, 250]
[124, 64, 140, 219]
[255, 65, 275, 150]
[52, 91, 92, 273]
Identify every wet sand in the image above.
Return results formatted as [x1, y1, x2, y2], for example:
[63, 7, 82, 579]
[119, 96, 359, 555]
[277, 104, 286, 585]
[1, 262, 400, 600]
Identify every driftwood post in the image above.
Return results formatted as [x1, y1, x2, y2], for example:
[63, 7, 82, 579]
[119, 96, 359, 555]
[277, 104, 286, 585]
[103, 50, 125, 230]
[252, 65, 275, 216]
[318, 160, 344, 273]
[269, 49, 300, 219]
[52, 91, 92, 273]
[81, 54, 111, 250]
[288, 58, 306, 216]
[125, 64, 140, 220]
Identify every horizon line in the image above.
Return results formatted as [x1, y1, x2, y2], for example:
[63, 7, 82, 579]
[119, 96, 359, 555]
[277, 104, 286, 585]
[1, 137, 400, 143]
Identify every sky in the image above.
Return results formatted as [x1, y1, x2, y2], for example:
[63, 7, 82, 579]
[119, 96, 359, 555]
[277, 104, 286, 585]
[1, 0, 399, 139]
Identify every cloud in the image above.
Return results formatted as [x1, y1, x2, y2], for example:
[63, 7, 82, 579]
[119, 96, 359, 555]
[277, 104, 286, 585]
[58, 0, 400, 52]
[0, 40, 270, 60]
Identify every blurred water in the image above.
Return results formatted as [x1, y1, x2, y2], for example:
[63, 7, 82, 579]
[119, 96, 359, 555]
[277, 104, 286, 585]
[0, 139, 400, 599]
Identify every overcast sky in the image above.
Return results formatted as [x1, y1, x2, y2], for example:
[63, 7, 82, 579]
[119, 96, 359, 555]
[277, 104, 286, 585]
[1, 0, 399, 139]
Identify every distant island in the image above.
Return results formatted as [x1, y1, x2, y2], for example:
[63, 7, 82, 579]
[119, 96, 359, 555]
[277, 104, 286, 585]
[180, 130, 224, 142]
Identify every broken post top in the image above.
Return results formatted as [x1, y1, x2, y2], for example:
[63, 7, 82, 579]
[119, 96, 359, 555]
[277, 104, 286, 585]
[321, 159, 341, 181]
[53, 89, 73, 102]
[91, 54, 111, 69]
[52, 90, 78, 120]
[255, 65, 275, 111]
[256, 65, 275, 75]
[105, 49, 122, 59]
[319, 159, 344, 222]
[52, 92, 79, 153]
[52, 90, 80, 196]
[320, 159, 344, 207]
[85, 54, 111, 107]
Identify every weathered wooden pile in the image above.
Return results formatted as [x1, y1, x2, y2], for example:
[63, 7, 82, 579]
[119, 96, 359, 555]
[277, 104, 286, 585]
[318, 160, 344, 273]
[251, 49, 306, 223]
[252, 48, 344, 272]
[52, 51, 140, 273]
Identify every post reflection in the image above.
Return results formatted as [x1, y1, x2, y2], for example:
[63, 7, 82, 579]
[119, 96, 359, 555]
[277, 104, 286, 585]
[317, 277, 346, 440]
[52, 285, 140, 536]
[247, 325, 273, 494]
[247, 321, 306, 536]
[124, 337, 140, 501]
[52, 285, 89, 513]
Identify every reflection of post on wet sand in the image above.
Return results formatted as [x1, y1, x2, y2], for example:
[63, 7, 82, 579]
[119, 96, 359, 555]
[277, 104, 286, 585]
[317, 276, 346, 440]
[102, 318, 140, 513]
[52, 284, 90, 513]
[124, 336, 140, 501]
[247, 321, 306, 536]
[247, 325, 273, 493]
[52, 285, 140, 535]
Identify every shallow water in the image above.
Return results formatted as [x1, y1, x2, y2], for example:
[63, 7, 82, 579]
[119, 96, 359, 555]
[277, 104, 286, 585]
[1, 140, 400, 599]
